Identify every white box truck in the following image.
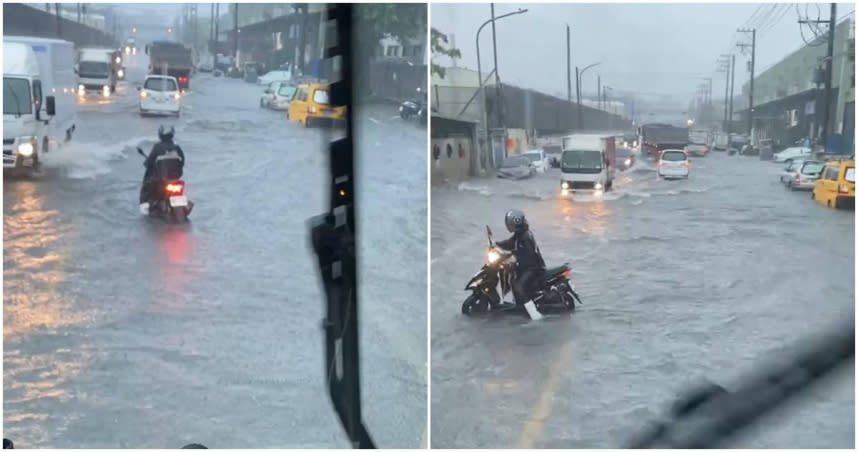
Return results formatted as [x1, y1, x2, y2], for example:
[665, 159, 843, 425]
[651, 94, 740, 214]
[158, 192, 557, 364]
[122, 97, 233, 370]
[3, 37, 77, 172]
[76, 47, 117, 96]
[559, 134, 617, 196]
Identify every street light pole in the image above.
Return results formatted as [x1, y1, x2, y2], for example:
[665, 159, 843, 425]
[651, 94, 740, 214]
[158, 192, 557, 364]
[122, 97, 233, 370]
[575, 61, 601, 130]
[475, 8, 527, 167]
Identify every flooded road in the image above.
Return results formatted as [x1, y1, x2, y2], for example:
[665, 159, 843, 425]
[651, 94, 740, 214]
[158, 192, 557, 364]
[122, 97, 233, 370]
[4, 54, 426, 448]
[430, 152, 854, 448]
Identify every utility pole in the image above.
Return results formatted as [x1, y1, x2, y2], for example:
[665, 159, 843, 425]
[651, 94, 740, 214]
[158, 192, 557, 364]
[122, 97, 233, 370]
[576, 66, 582, 130]
[729, 53, 736, 140]
[799, 4, 836, 148]
[77, 3, 81, 22]
[597, 74, 601, 110]
[214, 3, 220, 56]
[54, 3, 62, 38]
[299, 4, 308, 76]
[489, 3, 505, 145]
[233, 3, 239, 67]
[210, 3, 215, 53]
[566, 24, 571, 103]
[718, 55, 731, 130]
[737, 28, 756, 139]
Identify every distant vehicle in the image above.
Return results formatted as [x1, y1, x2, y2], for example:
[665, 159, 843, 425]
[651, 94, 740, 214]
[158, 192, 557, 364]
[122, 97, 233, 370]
[522, 149, 549, 173]
[244, 67, 259, 83]
[813, 159, 855, 209]
[616, 147, 636, 171]
[786, 160, 824, 191]
[124, 37, 137, 55]
[713, 132, 729, 151]
[147, 41, 192, 90]
[260, 81, 296, 111]
[3, 38, 76, 172]
[779, 159, 807, 184]
[138, 75, 181, 117]
[258, 70, 292, 86]
[774, 147, 812, 163]
[559, 134, 616, 195]
[688, 128, 708, 145]
[288, 83, 345, 127]
[638, 123, 688, 159]
[197, 62, 214, 73]
[76, 47, 117, 95]
[657, 149, 690, 179]
[544, 145, 562, 168]
[497, 155, 535, 180]
[685, 142, 709, 157]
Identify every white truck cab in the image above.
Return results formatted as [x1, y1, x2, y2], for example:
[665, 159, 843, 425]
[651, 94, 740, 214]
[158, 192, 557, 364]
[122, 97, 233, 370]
[559, 134, 616, 196]
[3, 38, 77, 172]
[76, 47, 117, 97]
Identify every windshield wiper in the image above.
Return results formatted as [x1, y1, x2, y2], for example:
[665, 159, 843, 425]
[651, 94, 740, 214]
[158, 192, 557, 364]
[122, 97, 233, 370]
[629, 322, 854, 448]
[309, 4, 375, 449]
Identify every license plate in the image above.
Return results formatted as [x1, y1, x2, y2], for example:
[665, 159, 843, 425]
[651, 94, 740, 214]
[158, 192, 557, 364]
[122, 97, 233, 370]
[169, 196, 188, 207]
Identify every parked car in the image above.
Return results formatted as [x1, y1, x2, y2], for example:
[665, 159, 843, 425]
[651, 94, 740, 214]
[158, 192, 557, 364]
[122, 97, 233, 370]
[198, 62, 214, 73]
[786, 160, 824, 191]
[657, 149, 690, 179]
[685, 142, 709, 157]
[616, 147, 636, 171]
[779, 159, 807, 184]
[812, 159, 855, 209]
[138, 75, 181, 117]
[287, 83, 345, 127]
[773, 146, 812, 163]
[522, 149, 549, 173]
[497, 156, 535, 180]
[258, 70, 292, 86]
[269, 83, 296, 111]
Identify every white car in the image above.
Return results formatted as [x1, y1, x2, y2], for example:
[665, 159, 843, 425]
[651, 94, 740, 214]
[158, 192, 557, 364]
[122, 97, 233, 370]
[257, 70, 292, 86]
[657, 149, 690, 179]
[773, 146, 812, 163]
[260, 81, 297, 111]
[522, 149, 549, 173]
[139, 75, 182, 116]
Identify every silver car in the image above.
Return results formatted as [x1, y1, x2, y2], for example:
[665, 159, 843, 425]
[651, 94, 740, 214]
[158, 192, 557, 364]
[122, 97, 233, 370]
[779, 159, 806, 184]
[786, 160, 824, 191]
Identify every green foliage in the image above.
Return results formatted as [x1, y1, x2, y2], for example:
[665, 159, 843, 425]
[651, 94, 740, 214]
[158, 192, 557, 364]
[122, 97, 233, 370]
[430, 28, 461, 79]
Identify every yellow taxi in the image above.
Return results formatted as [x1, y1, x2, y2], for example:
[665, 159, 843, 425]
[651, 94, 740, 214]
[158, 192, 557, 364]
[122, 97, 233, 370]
[287, 83, 346, 127]
[812, 159, 854, 209]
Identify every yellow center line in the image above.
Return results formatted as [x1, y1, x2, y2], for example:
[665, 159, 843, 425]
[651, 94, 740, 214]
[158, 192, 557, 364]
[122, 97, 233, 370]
[517, 342, 575, 449]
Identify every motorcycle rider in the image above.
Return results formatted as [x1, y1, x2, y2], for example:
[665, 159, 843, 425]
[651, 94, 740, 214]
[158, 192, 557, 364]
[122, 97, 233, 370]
[495, 209, 546, 318]
[139, 125, 185, 214]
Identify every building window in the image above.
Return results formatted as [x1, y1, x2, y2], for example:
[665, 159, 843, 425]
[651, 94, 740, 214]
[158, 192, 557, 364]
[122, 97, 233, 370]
[386, 45, 401, 57]
[411, 45, 423, 57]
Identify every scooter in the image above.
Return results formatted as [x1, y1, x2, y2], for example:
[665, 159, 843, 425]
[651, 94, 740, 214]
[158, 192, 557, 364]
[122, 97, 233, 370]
[137, 147, 193, 223]
[461, 225, 581, 318]
[399, 87, 426, 121]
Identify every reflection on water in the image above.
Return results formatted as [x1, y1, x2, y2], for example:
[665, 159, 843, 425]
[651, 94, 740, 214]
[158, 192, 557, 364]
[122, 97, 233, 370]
[3, 181, 87, 339]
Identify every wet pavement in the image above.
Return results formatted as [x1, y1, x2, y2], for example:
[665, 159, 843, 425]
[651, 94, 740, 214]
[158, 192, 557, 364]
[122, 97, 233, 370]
[4, 54, 426, 448]
[430, 152, 854, 448]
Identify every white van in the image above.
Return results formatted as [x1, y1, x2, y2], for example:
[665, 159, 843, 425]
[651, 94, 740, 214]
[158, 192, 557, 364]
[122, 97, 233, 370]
[559, 134, 616, 196]
[76, 47, 116, 96]
[3, 38, 77, 171]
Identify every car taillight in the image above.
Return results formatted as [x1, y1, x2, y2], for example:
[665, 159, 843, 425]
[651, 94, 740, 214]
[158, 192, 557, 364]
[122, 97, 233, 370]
[308, 106, 316, 114]
[166, 183, 184, 195]
[839, 184, 850, 194]
[179, 77, 188, 84]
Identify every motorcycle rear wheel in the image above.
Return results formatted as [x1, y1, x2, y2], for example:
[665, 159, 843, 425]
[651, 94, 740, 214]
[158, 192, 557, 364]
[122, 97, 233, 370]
[172, 207, 187, 223]
[461, 294, 489, 315]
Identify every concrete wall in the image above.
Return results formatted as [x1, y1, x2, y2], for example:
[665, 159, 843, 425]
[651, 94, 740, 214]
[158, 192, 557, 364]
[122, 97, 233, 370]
[4, 3, 116, 48]
[431, 116, 480, 186]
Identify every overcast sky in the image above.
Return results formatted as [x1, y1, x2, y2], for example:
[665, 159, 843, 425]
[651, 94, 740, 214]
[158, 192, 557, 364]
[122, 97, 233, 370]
[432, 3, 855, 103]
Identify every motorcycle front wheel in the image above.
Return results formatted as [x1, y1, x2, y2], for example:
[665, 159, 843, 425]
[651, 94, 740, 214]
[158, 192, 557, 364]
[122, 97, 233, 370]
[461, 294, 490, 315]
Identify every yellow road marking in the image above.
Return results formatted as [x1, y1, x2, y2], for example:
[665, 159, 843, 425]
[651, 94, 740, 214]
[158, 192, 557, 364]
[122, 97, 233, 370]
[517, 342, 575, 448]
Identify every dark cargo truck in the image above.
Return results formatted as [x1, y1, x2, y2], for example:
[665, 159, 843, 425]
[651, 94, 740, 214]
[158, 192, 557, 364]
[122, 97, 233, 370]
[146, 41, 192, 90]
[637, 123, 689, 159]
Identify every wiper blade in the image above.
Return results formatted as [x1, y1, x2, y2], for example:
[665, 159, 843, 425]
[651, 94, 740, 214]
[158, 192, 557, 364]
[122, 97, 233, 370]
[309, 4, 375, 449]
[628, 322, 854, 448]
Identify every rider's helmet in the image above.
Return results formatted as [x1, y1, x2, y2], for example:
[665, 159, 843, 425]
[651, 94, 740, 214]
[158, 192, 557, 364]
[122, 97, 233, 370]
[158, 124, 175, 143]
[504, 209, 528, 233]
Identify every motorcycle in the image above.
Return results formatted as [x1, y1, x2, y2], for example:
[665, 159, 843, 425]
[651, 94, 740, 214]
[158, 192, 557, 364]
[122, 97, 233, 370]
[461, 225, 581, 317]
[399, 87, 426, 122]
[137, 147, 193, 223]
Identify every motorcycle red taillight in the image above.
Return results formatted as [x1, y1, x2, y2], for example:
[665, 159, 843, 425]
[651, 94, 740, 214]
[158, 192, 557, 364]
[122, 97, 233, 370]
[561, 269, 572, 279]
[165, 182, 184, 195]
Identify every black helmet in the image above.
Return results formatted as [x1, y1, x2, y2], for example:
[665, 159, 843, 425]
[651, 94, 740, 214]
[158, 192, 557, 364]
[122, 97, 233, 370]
[158, 124, 175, 142]
[504, 209, 528, 233]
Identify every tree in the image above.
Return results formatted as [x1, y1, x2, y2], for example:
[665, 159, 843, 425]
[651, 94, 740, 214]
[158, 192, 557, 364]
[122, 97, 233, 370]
[353, 4, 426, 90]
[430, 28, 461, 79]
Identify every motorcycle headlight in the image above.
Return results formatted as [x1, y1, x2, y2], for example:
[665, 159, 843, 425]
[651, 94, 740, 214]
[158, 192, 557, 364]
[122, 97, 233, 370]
[118, 69, 125, 78]
[17, 141, 35, 157]
[399, 106, 404, 112]
[625, 158, 632, 166]
[487, 250, 500, 263]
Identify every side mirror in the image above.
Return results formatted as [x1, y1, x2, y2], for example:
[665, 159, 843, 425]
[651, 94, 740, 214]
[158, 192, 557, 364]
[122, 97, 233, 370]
[46, 96, 56, 116]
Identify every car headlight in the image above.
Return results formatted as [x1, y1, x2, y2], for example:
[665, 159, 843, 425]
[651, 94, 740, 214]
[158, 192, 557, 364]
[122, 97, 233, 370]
[140, 90, 147, 98]
[118, 69, 125, 78]
[174, 92, 181, 101]
[77, 84, 85, 95]
[487, 250, 500, 263]
[594, 182, 603, 190]
[561, 181, 569, 189]
[17, 141, 35, 157]
[102, 85, 110, 97]
[625, 159, 632, 166]
[115, 57, 121, 64]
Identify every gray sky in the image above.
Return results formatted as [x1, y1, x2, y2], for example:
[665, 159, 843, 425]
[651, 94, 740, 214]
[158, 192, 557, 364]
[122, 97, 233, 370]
[432, 3, 855, 103]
